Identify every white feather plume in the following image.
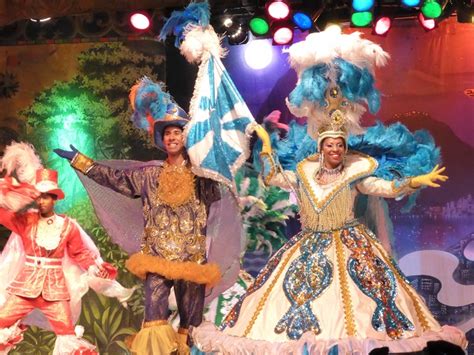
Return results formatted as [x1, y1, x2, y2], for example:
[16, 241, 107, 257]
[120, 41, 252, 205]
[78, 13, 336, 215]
[288, 26, 389, 75]
[1, 142, 43, 184]
[180, 26, 226, 64]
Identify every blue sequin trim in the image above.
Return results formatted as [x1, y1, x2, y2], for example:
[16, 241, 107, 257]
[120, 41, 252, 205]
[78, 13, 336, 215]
[275, 232, 333, 339]
[341, 226, 414, 338]
[220, 231, 307, 330]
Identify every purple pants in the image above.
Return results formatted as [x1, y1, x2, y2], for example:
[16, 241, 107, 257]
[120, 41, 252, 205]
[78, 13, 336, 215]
[144, 273, 205, 329]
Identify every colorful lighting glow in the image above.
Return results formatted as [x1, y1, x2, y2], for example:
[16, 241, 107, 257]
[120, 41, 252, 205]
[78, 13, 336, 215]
[244, 40, 273, 70]
[130, 12, 151, 30]
[402, 0, 421, 7]
[267, 1, 290, 20]
[352, 0, 375, 12]
[292, 12, 313, 30]
[418, 12, 436, 30]
[351, 11, 373, 26]
[249, 17, 270, 36]
[374, 16, 392, 35]
[421, 0, 442, 18]
[273, 26, 293, 45]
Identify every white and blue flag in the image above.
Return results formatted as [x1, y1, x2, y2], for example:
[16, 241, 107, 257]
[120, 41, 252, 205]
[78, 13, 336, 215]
[185, 55, 257, 192]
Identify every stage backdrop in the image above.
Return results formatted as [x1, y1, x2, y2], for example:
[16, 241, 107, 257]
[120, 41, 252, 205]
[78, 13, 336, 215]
[0, 15, 472, 354]
[223, 16, 474, 353]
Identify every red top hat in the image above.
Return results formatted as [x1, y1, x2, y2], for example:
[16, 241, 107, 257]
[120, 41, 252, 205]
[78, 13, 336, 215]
[35, 169, 65, 200]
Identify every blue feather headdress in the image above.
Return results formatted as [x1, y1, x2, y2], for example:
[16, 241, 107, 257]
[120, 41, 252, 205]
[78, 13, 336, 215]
[159, 1, 211, 48]
[287, 26, 389, 146]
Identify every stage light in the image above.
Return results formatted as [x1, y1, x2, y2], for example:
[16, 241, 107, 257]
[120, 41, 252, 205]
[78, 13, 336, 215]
[351, 11, 373, 26]
[418, 12, 437, 30]
[228, 23, 249, 45]
[244, 40, 273, 70]
[351, 0, 374, 27]
[130, 12, 151, 30]
[373, 16, 392, 35]
[292, 12, 313, 31]
[249, 16, 270, 36]
[30, 17, 52, 22]
[352, 0, 375, 12]
[266, 0, 290, 20]
[272, 22, 293, 45]
[402, 0, 421, 7]
[421, 0, 443, 18]
[223, 17, 233, 28]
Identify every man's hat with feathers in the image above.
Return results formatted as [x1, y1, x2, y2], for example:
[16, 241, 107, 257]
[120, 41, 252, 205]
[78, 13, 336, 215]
[129, 77, 189, 150]
[1, 142, 64, 199]
[286, 26, 389, 150]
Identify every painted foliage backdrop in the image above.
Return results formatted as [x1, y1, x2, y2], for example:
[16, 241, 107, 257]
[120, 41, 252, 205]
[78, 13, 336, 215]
[0, 40, 168, 354]
[0, 15, 472, 354]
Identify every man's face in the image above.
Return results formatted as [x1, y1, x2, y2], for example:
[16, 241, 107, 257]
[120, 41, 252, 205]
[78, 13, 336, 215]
[36, 193, 56, 216]
[162, 125, 185, 156]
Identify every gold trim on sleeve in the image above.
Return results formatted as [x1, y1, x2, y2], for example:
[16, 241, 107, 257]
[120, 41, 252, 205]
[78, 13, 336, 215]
[71, 152, 95, 174]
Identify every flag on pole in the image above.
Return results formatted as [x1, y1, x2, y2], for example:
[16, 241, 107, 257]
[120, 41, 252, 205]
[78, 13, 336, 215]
[185, 55, 257, 192]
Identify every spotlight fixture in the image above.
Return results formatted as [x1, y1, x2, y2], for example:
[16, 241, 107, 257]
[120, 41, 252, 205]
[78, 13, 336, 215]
[292, 11, 313, 31]
[351, 0, 375, 26]
[129, 12, 151, 30]
[418, 12, 437, 30]
[223, 17, 233, 28]
[373, 16, 392, 35]
[227, 21, 249, 45]
[272, 21, 293, 45]
[249, 16, 270, 36]
[266, 0, 291, 20]
[401, 0, 421, 7]
[421, 0, 443, 18]
[30, 17, 52, 22]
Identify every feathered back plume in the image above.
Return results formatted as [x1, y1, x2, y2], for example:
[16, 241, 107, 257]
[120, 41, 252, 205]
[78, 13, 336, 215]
[159, 0, 224, 64]
[129, 77, 172, 133]
[1, 142, 43, 184]
[286, 25, 389, 139]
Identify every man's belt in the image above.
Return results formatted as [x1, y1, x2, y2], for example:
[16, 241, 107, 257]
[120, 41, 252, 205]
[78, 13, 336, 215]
[25, 255, 63, 269]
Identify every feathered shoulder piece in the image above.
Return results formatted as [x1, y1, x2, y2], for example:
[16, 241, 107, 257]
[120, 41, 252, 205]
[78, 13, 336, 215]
[129, 76, 172, 133]
[1, 142, 43, 184]
[159, 0, 225, 64]
[286, 26, 390, 140]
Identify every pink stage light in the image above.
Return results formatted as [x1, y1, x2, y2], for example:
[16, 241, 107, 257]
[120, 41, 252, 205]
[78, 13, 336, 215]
[130, 12, 151, 30]
[374, 16, 392, 35]
[418, 13, 436, 30]
[273, 26, 293, 45]
[267, 1, 290, 20]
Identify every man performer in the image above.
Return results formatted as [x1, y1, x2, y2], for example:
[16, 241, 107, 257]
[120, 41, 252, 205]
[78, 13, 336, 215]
[55, 78, 221, 354]
[0, 166, 119, 354]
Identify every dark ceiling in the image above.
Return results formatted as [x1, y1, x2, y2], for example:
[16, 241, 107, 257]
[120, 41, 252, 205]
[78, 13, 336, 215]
[0, 0, 468, 40]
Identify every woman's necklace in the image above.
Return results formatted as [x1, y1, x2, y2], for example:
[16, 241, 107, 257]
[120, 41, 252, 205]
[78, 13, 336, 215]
[315, 164, 344, 185]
